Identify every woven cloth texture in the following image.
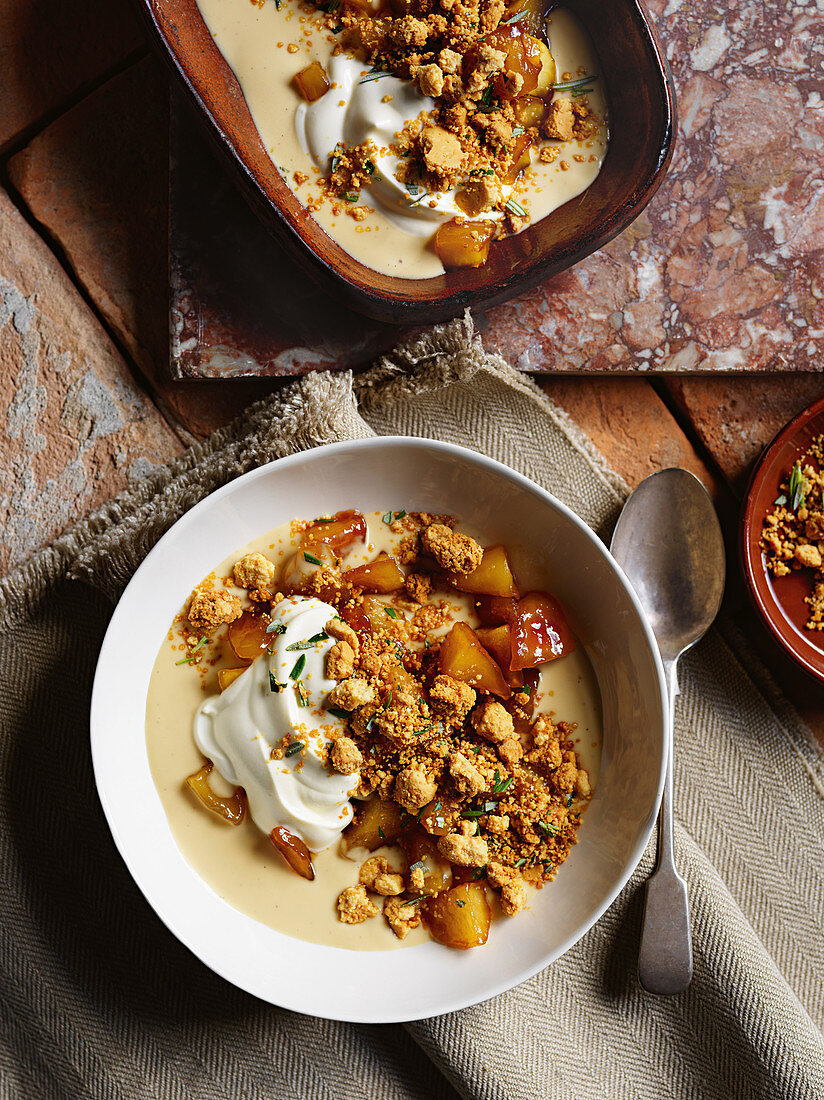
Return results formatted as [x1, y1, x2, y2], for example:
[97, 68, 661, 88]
[1, 316, 823, 1100]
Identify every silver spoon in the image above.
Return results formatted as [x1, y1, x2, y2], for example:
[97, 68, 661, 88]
[610, 467, 725, 995]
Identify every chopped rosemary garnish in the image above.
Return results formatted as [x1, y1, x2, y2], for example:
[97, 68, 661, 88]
[492, 770, 513, 795]
[175, 636, 208, 665]
[384, 607, 398, 619]
[513, 858, 527, 868]
[409, 860, 427, 873]
[303, 551, 323, 566]
[266, 621, 287, 635]
[407, 894, 432, 905]
[505, 196, 528, 218]
[378, 825, 385, 839]
[285, 740, 304, 757]
[462, 808, 486, 819]
[269, 671, 286, 693]
[343, 191, 359, 202]
[382, 509, 407, 524]
[289, 654, 306, 680]
[551, 74, 598, 92]
[472, 744, 481, 754]
[454, 898, 466, 908]
[469, 167, 495, 176]
[566, 792, 574, 808]
[359, 67, 390, 83]
[538, 820, 559, 835]
[295, 682, 310, 707]
[328, 706, 350, 720]
[512, 125, 525, 136]
[414, 722, 434, 736]
[365, 160, 376, 174]
[286, 630, 328, 651]
[501, 9, 527, 22]
[790, 461, 806, 511]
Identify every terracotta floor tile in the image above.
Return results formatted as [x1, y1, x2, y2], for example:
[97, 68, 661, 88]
[0, 186, 182, 573]
[0, 0, 143, 153]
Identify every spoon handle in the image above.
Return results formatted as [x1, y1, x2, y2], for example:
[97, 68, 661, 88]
[638, 658, 693, 995]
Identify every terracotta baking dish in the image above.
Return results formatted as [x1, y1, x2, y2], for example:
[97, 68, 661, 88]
[741, 396, 824, 682]
[136, 0, 676, 323]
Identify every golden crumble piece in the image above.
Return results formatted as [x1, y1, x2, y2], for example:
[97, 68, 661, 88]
[430, 674, 476, 724]
[527, 714, 563, 768]
[232, 552, 276, 590]
[397, 534, 420, 565]
[439, 47, 461, 73]
[415, 62, 444, 97]
[437, 832, 489, 867]
[459, 819, 477, 837]
[373, 872, 405, 896]
[419, 125, 465, 177]
[390, 14, 429, 46]
[472, 110, 512, 151]
[471, 698, 514, 743]
[497, 738, 523, 769]
[806, 515, 824, 540]
[326, 617, 359, 657]
[486, 813, 509, 835]
[543, 98, 576, 142]
[421, 523, 483, 574]
[384, 896, 422, 939]
[553, 760, 578, 793]
[575, 768, 592, 800]
[486, 861, 518, 889]
[336, 885, 379, 924]
[796, 544, 822, 568]
[448, 751, 485, 796]
[500, 877, 528, 916]
[408, 866, 426, 892]
[359, 856, 390, 890]
[327, 676, 375, 711]
[327, 640, 356, 680]
[405, 572, 432, 604]
[394, 765, 438, 812]
[188, 586, 243, 635]
[330, 736, 363, 775]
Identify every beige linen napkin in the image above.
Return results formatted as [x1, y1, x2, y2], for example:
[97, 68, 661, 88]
[2, 316, 823, 1100]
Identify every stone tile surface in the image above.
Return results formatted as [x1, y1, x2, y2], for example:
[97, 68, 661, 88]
[0, 0, 143, 152]
[0, 187, 182, 573]
[483, 0, 824, 372]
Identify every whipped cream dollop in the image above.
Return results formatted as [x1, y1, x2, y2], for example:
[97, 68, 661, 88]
[194, 596, 358, 851]
[295, 55, 507, 236]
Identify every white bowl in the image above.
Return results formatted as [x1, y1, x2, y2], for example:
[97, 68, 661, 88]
[91, 438, 667, 1021]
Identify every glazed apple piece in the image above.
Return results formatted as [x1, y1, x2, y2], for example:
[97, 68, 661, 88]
[293, 61, 330, 103]
[341, 797, 403, 852]
[439, 621, 511, 699]
[302, 509, 367, 551]
[227, 610, 270, 660]
[475, 624, 525, 691]
[502, 0, 551, 41]
[425, 883, 491, 949]
[445, 545, 519, 597]
[269, 825, 315, 880]
[218, 667, 247, 691]
[401, 831, 453, 894]
[433, 220, 496, 268]
[186, 761, 246, 825]
[510, 591, 576, 670]
[343, 555, 405, 593]
[419, 797, 462, 837]
[475, 594, 520, 625]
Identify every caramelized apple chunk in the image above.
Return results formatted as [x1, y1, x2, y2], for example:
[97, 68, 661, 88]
[302, 509, 367, 551]
[510, 591, 576, 669]
[445, 544, 519, 596]
[218, 667, 247, 691]
[343, 555, 405, 593]
[293, 61, 330, 102]
[185, 761, 246, 825]
[433, 219, 496, 269]
[341, 797, 403, 852]
[269, 825, 315, 880]
[227, 610, 271, 660]
[425, 883, 491, 949]
[439, 621, 511, 699]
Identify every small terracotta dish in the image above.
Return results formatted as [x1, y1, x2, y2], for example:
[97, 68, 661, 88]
[135, 0, 676, 324]
[742, 396, 824, 682]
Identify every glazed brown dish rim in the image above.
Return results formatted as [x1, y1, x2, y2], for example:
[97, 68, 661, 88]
[137, 0, 677, 322]
[741, 395, 824, 683]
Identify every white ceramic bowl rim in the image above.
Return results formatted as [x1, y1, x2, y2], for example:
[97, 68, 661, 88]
[90, 437, 667, 1022]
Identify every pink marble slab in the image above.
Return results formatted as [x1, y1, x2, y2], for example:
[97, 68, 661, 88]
[170, 0, 824, 377]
